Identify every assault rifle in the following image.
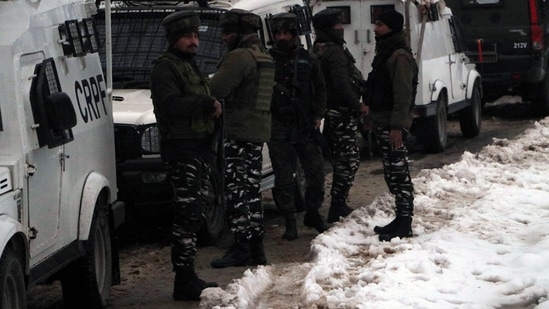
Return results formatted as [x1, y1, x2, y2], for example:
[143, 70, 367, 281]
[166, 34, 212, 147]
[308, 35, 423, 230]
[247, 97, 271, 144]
[274, 82, 334, 165]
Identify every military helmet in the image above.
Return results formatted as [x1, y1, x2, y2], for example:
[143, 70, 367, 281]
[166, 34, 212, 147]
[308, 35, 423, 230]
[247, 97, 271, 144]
[312, 8, 343, 30]
[220, 9, 261, 34]
[269, 12, 299, 33]
[161, 10, 201, 37]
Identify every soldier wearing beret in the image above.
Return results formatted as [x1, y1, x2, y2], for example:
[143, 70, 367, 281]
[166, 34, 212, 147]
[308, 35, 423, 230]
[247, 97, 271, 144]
[150, 10, 221, 301]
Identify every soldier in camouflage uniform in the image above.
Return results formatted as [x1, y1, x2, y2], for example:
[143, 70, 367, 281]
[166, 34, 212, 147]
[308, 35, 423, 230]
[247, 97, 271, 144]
[365, 10, 417, 241]
[311, 9, 369, 223]
[266, 12, 329, 240]
[209, 9, 275, 268]
[150, 11, 221, 301]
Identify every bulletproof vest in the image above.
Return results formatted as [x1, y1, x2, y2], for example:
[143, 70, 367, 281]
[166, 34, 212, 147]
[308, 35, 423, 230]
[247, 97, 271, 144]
[153, 53, 215, 139]
[272, 49, 313, 121]
[344, 48, 365, 98]
[243, 46, 276, 113]
[313, 42, 363, 98]
[365, 44, 418, 112]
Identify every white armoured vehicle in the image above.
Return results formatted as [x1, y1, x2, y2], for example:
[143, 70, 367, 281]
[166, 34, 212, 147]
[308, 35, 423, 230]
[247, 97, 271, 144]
[0, 0, 124, 307]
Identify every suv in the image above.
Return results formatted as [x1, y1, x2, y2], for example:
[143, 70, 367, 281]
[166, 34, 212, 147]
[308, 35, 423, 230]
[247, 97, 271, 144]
[96, 0, 310, 243]
[446, 0, 549, 115]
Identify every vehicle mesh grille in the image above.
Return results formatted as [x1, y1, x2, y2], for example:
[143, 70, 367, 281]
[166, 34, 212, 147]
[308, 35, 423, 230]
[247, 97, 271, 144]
[96, 6, 226, 89]
[114, 125, 141, 162]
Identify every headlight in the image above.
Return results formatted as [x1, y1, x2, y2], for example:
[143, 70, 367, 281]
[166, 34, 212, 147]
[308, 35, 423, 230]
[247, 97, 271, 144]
[141, 125, 160, 153]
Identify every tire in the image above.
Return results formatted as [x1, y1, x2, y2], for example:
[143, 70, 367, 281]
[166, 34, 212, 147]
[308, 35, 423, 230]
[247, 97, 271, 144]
[422, 92, 448, 153]
[60, 194, 112, 309]
[199, 166, 225, 245]
[459, 80, 482, 137]
[531, 70, 549, 116]
[0, 247, 26, 309]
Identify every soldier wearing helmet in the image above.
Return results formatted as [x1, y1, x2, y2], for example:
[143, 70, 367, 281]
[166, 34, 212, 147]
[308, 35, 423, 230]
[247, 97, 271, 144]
[266, 12, 330, 240]
[210, 9, 274, 269]
[150, 10, 221, 301]
[311, 9, 369, 224]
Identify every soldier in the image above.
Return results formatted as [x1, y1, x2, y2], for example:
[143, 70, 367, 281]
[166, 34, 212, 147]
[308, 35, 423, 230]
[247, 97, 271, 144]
[365, 10, 417, 241]
[311, 9, 369, 223]
[266, 12, 329, 240]
[209, 9, 275, 268]
[150, 11, 221, 300]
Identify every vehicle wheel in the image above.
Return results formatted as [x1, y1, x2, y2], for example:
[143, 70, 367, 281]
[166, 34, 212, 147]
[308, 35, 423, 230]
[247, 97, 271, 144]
[199, 166, 225, 245]
[60, 194, 112, 309]
[459, 80, 482, 137]
[421, 93, 448, 153]
[531, 70, 549, 116]
[0, 247, 26, 309]
[422, 92, 448, 153]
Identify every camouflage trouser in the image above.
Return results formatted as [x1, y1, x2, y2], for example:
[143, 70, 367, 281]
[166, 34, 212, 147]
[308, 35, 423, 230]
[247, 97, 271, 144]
[224, 139, 264, 241]
[323, 108, 361, 205]
[374, 127, 414, 216]
[165, 157, 210, 271]
[268, 122, 325, 216]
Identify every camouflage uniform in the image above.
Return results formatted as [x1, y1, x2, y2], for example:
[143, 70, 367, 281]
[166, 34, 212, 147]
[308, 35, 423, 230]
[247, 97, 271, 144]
[266, 12, 329, 240]
[150, 10, 218, 300]
[365, 10, 417, 241]
[210, 9, 275, 268]
[312, 9, 364, 223]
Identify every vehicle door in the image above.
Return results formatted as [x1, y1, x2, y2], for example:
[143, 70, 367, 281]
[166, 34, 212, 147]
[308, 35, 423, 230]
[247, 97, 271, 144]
[21, 54, 65, 260]
[446, 14, 467, 101]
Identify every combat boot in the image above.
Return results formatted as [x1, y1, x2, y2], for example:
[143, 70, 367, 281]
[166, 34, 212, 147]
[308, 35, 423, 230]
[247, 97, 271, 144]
[378, 216, 413, 242]
[250, 237, 267, 265]
[281, 215, 298, 241]
[210, 240, 253, 268]
[303, 209, 331, 233]
[327, 201, 353, 223]
[373, 217, 400, 234]
[173, 267, 218, 301]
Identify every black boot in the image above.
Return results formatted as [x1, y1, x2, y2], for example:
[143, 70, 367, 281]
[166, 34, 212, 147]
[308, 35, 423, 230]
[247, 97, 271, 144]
[327, 202, 353, 223]
[281, 216, 298, 241]
[373, 217, 400, 234]
[210, 240, 253, 268]
[173, 267, 218, 301]
[378, 216, 413, 242]
[304, 210, 331, 233]
[250, 238, 267, 265]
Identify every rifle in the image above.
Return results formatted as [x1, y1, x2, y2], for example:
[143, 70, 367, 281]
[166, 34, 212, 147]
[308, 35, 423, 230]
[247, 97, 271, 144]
[210, 100, 225, 176]
[273, 81, 334, 165]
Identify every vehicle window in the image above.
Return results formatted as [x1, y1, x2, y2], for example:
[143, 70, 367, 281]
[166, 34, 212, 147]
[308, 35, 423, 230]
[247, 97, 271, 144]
[95, 7, 225, 89]
[448, 16, 466, 53]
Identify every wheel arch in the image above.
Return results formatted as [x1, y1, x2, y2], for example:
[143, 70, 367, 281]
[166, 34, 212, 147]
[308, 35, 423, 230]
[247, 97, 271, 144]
[466, 69, 482, 100]
[430, 79, 448, 106]
[0, 217, 29, 281]
[78, 172, 112, 241]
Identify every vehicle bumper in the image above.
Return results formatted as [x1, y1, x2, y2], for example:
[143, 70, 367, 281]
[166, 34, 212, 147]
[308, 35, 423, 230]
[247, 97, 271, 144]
[116, 158, 173, 212]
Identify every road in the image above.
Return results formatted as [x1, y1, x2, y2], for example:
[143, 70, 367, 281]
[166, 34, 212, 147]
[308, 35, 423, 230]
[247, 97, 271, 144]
[27, 98, 543, 308]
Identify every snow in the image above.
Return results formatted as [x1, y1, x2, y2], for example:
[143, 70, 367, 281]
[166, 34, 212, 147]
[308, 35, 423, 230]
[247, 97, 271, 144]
[201, 117, 549, 309]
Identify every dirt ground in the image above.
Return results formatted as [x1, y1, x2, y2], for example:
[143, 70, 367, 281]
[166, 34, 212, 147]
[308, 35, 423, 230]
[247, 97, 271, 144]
[27, 99, 541, 309]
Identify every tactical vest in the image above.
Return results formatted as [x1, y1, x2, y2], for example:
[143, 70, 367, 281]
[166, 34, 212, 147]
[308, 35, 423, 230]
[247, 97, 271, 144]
[365, 44, 418, 112]
[271, 48, 313, 121]
[313, 42, 363, 98]
[223, 45, 275, 143]
[251, 48, 276, 114]
[154, 53, 215, 140]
